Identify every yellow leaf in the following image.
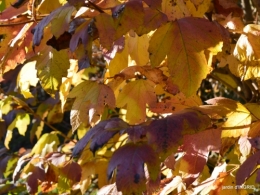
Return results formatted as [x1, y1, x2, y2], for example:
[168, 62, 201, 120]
[17, 61, 39, 98]
[127, 33, 150, 66]
[38, 0, 66, 14]
[108, 41, 129, 77]
[234, 24, 260, 62]
[149, 18, 225, 96]
[36, 47, 70, 97]
[31, 133, 60, 156]
[116, 79, 157, 124]
[68, 81, 115, 131]
[206, 98, 251, 138]
[162, 0, 211, 21]
[5, 113, 30, 149]
[51, 5, 75, 37]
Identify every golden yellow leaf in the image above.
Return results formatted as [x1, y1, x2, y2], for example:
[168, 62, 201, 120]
[116, 79, 157, 124]
[206, 98, 251, 138]
[149, 18, 225, 96]
[17, 61, 39, 99]
[5, 112, 30, 149]
[38, 0, 66, 14]
[234, 24, 260, 62]
[127, 33, 150, 66]
[68, 81, 115, 131]
[162, 0, 211, 21]
[31, 133, 60, 156]
[108, 40, 129, 77]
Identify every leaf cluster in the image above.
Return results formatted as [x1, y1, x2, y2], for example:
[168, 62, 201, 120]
[1, 0, 260, 194]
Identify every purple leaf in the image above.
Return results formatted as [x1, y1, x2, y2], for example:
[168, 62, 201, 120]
[107, 143, 160, 194]
[236, 150, 260, 185]
[72, 118, 128, 156]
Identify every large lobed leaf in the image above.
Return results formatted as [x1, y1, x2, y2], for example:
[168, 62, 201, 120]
[146, 109, 211, 159]
[107, 143, 160, 195]
[68, 81, 116, 131]
[149, 17, 227, 96]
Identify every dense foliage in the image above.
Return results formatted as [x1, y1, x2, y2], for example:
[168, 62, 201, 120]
[1, 0, 260, 194]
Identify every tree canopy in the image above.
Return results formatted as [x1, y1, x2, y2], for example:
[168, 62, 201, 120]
[0, 0, 260, 194]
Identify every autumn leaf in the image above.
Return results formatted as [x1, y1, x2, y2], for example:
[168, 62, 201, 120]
[107, 143, 160, 195]
[232, 24, 260, 80]
[31, 133, 60, 156]
[149, 17, 226, 96]
[32, 4, 75, 47]
[5, 112, 30, 149]
[0, 23, 33, 78]
[68, 81, 116, 131]
[98, 183, 122, 195]
[72, 118, 128, 156]
[59, 160, 81, 184]
[36, 47, 70, 97]
[95, 13, 117, 50]
[116, 79, 157, 124]
[24, 162, 46, 194]
[206, 97, 251, 137]
[135, 7, 168, 36]
[17, 61, 39, 98]
[146, 109, 211, 159]
[162, 0, 211, 21]
[112, 1, 144, 40]
[178, 128, 222, 185]
[236, 150, 260, 185]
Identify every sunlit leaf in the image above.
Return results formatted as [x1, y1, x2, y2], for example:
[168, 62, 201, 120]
[36, 47, 70, 97]
[68, 81, 116, 131]
[33, 4, 75, 46]
[116, 79, 157, 124]
[31, 133, 60, 156]
[149, 17, 226, 96]
[206, 97, 251, 138]
[17, 61, 38, 98]
[5, 112, 30, 149]
[162, 0, 211, 21]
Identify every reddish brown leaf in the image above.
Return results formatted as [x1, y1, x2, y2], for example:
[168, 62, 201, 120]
[107, 143, 160, 195]
[147, 109, 211, 159]
[143, 0, 162, 9]
[45, 152, 66, 166]
[213, 0, 243, 17]
[112, 1, 144, 40]
[59, 161, 82, 183]
[179, 128, 222, 185]
[26, 162, 46, 194]
[136, 7, 168, 36]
